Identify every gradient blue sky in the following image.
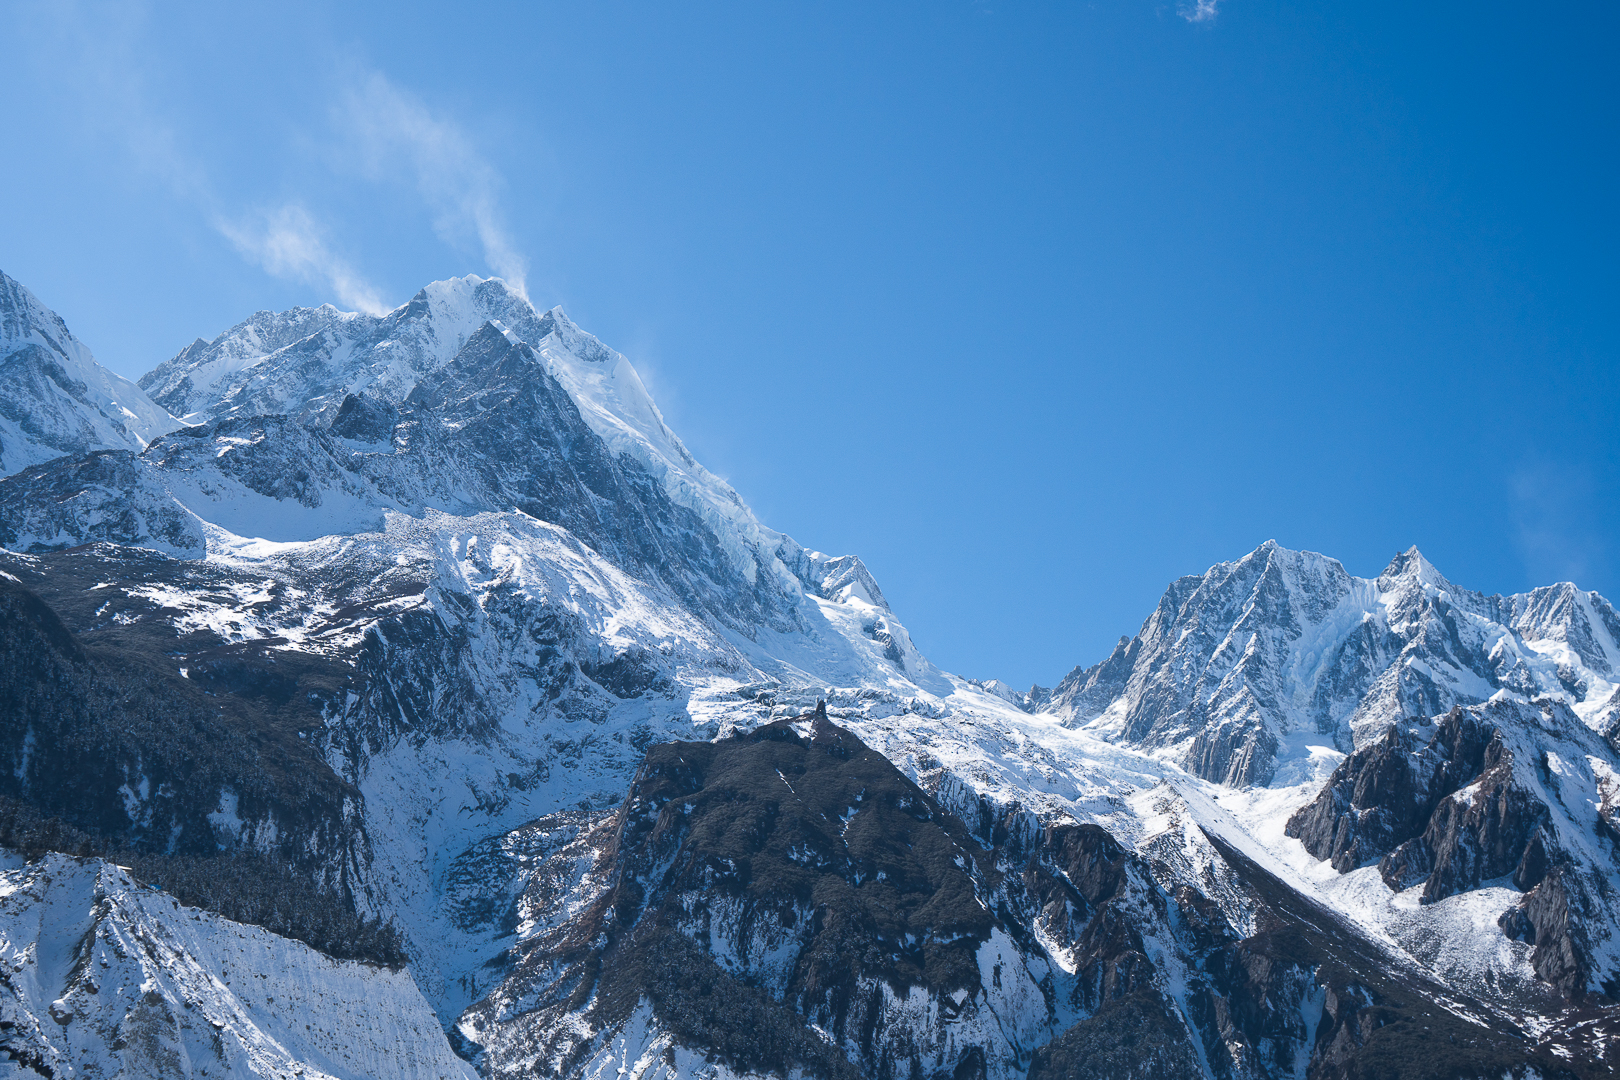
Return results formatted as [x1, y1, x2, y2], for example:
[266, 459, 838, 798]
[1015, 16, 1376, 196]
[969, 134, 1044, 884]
[2, 2, 1615, 688]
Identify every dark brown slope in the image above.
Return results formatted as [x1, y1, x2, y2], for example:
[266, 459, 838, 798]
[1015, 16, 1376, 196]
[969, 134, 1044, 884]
[0, 560, 400, 963]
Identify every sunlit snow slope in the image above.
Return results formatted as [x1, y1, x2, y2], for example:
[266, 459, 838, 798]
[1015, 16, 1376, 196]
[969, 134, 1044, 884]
[0, 852, 472, 1080]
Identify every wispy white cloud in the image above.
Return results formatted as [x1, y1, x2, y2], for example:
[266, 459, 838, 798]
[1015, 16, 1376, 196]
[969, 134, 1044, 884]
[215, 205, 388, 315]
[21, 12, 531, 310]
[26, 4, 391, 313]
[1181, 0, 1220, 24]
[338, 72, 529, 299]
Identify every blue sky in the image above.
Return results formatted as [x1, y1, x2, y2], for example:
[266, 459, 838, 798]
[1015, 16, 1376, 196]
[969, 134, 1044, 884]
[2, 2, 1616, 687]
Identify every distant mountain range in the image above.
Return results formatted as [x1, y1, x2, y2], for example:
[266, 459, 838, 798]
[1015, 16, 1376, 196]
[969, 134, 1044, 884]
[1, 266, 1616, 1079]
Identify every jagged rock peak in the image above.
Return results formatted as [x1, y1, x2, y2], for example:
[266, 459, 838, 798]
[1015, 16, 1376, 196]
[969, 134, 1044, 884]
[1043, 539, 1620, 789]
[178, 278, 941, 666]
[0, 269, 178, 477]
[136, 274, 558, 425]
[1377, 544, 1460, 593]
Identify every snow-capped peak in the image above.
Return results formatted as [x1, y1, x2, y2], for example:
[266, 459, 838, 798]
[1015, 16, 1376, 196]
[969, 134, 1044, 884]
[0, 270, 178, 476]
[138, 273, 539, 424]
[1043, 538, 1620, 789]
[136, 274, 811, 598]
[1377, 544, 1458, 595]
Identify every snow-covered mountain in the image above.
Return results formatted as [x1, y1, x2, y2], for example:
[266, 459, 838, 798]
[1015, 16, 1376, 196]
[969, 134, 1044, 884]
[136, 276, 797, 607]
[0, 271, 177, 475]
[2, 272, 1618, 1079]
[1042, 541, 1620, 786]
[139, 276, 544, 425]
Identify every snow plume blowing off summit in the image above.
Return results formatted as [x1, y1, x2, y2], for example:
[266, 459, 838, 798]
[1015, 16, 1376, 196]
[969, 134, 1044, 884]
[25, 16, 528, 317]
[2, 268, 1620, 1079]
[220, 73, 531, 313]
[338, 73, 530, 302]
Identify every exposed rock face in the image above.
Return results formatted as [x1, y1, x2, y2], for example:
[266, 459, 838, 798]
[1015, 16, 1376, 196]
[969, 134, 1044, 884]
[1288, 699, 1620, 1001]
[1286, 708, 1516, 887]
[1501, 869, 1589, 998]
[1379, 748, 1549, 902]
[461, 709, 1052, 1080]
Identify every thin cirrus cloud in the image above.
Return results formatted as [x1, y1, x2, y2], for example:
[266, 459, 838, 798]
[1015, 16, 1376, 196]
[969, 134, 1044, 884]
[336, 72, 530, 301]
[28, 7, 393, 313]
[214, 205, 389, 316]
[222, 70, 531, 313]
[24, 7, 526, 313]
